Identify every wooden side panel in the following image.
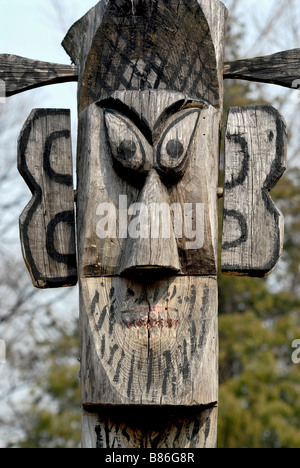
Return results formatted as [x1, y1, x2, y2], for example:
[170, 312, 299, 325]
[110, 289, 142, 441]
[222, 106, 287, 277]
[18, 109, 77, 288]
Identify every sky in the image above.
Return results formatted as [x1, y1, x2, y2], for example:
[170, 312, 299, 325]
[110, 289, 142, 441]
[0, 0, 97, 117]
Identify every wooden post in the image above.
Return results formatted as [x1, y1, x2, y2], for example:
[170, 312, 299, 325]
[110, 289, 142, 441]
[62, 0, 227, 448]
[2, 0, 293, 450]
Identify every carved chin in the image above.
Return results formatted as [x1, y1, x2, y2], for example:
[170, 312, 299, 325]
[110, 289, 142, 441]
[80, 276, 218, 406]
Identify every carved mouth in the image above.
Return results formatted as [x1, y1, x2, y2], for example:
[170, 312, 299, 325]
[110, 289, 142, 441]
[121, 304, 179, 329]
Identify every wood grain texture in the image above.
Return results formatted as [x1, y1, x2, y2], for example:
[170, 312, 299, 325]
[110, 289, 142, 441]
[223, 48, 300, 89]
[0, 54, 78, 96]
[72, 0, 227, 449]
[80, 276, 218, 406]
[18, 109, 77, 288]
[77, 93, 220, 278]
[63, 0, 227, 113]
[82, 405, 218, 448]
[77, 91, 222, 447]
[222, 105, 287, 277]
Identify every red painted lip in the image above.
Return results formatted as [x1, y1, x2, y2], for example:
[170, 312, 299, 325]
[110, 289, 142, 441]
[121, 305, 179, 329]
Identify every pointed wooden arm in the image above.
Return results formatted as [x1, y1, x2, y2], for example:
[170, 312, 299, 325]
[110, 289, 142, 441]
[224, 48, 300, 89]
[0, 54, 78, 96]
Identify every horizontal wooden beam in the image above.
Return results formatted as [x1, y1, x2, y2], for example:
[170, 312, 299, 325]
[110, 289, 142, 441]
[2, 48, 300, 97]
[223, 48, 300, 89]
[0, 54, 78, 96]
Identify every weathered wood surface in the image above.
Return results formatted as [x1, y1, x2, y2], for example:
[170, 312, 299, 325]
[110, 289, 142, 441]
[78, 92, 220, 417]
[224, 48, 300, 89]
[74, 0, 227, 449]
[77, 93, 219, 279]
[222, 105, 287, 277]
[0, 55, 78, 97]
[80, 276, 218, 406]
[82, 405, 218, 449]
[63, 0, 227, 113]
[18, 109, 77, 288]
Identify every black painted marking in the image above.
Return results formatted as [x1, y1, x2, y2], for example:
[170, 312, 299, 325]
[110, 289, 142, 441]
[191, 418, 201, 442]
[198, 320, 208, 351]
[97, 305, 107, 331]
[118, 140, 137, 160]
[91, 291, 100, 316]
[95, 425, 103, 449]
[172, 375, 176, 399]
[204, 414, 211, 448]
[166, 139, 184, 159]
[153, 285, 160, 304]
[182, 339, 190, 381]
[46, 211, 76, 265]
[43, 130, 72, 186]
[109, 299, 117, 335]
[107, 344, 119, 366]
[162, 350, 172, 396]
[200, 284, 209, 315]
[146, 348, 154, 395]
[113, 350, 125, 384]
[101, 334, 106, 359]
[224, 132, 250, 190]
[190, 320, 197, 356]
[127, 354, 135, 398]
[188, 284, 197, 319]
[121, 426, 130, 444]
[222, 209, 248, 250]
[170, 285, 177, 301]
[109, 287, 115, 300]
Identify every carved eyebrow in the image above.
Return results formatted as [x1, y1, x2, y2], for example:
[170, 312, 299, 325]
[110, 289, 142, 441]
[152, 100, 207, 142]
[97, 97, 207, 145]
[98, 98, 153, 144]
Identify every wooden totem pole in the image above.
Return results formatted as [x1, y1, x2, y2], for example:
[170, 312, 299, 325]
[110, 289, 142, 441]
[2, 0, 297, 448]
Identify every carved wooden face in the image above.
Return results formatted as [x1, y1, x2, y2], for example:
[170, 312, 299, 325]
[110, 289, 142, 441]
[77, 90, 220, 405]
[77, 90, 219, 279]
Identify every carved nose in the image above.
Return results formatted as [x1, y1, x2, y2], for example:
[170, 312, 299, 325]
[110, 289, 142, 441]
[118, 170, 181, 278]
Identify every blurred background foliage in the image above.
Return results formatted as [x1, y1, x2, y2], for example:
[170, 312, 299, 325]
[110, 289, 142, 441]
[1, 0, 300, 448]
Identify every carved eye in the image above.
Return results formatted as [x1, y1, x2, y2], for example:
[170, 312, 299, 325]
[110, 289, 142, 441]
[156, 110, 200, 177]
[104, 110, 147, 172]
